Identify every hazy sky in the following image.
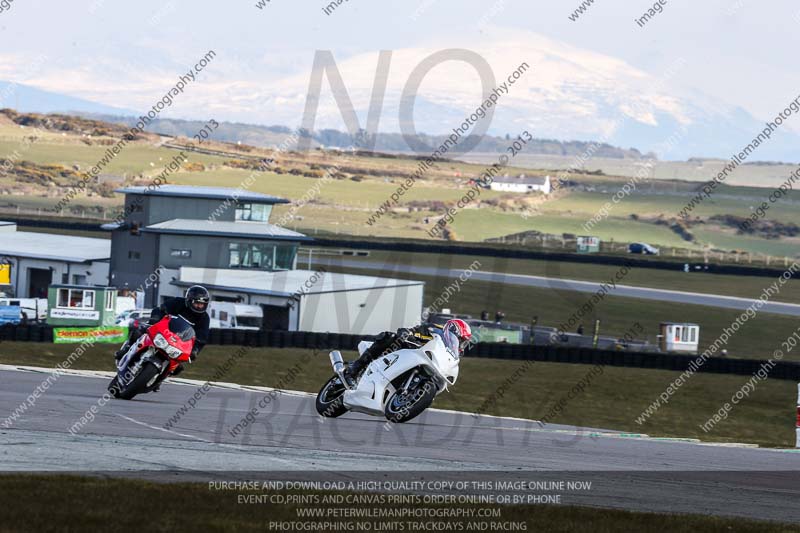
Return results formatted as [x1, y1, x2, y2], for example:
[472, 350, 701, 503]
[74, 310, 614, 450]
[1, 0, 798, 136]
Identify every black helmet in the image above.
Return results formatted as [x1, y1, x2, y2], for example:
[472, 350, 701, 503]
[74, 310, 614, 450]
[185, 285, 210, 314]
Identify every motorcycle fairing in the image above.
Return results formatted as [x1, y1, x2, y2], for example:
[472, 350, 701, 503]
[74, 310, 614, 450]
[342, 337, 449, 415]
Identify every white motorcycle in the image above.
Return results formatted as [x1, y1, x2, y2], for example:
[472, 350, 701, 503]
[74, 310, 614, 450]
[316, 334, 460, 423]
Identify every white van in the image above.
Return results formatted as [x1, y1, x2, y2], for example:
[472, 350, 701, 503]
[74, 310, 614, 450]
[0, 298, 47, 322]
[209, 302, 263, 330]
[115, 296, 136, 316]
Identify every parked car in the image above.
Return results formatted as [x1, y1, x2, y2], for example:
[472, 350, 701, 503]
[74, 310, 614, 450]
[115, 308, 152, 327]
[628, 242, 660, 255]
[0, 298, 47, 322]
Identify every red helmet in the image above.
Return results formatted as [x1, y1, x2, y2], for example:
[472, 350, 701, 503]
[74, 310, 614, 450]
[442, 319, 472, 357]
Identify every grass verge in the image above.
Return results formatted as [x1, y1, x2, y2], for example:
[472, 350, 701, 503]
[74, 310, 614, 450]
[0, 475, 796, 533]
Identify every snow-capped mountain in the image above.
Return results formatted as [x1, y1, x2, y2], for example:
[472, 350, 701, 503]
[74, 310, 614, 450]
[8, 30, 800, 161]
[203, 33, 800, 161]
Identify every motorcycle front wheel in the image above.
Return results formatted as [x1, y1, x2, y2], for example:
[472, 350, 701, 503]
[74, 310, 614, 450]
[315, 376, 349, 418]
[107, 376, 121, 398]
[384, 376, 436, 423]
[117, 362, 161, 400]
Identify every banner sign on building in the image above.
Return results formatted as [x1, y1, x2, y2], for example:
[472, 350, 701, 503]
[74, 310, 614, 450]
[53, 326, 129, 344]
[49, 308, 100, 321]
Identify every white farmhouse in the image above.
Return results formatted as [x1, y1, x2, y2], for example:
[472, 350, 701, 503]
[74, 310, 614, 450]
[490, 174, 551, 194]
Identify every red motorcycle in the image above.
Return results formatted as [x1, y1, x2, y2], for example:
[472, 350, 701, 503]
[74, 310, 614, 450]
[109, 314, 195, 400]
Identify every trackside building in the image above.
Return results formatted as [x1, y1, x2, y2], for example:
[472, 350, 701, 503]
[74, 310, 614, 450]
[164, 267, 424, 335]
[0, 222, 110, 298]
[108, 185, 424, 334]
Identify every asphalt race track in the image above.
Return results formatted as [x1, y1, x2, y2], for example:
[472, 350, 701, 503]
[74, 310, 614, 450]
[309, 257, 800, 317]
[2, 367, 799, 523]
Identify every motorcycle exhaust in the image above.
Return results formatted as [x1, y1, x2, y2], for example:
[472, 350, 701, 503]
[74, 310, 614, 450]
[329, 350, 352, 390]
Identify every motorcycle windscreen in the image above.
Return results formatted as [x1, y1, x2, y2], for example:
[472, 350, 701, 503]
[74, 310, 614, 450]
[169, 315, 196, 342]
[442, 328, 467, 358]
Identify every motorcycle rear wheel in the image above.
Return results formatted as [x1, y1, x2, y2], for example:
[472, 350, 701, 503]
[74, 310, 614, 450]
[117, 362, 161, 400]
[315, 376, 349, 418]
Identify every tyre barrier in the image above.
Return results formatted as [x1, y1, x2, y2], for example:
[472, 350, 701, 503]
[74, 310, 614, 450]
[463, 342, 800, 381]
[1, 324, 798, 380]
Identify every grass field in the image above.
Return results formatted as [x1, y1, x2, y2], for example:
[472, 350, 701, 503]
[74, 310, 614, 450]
[691, 227, 800, 258]
[3, 475, 794, 533]
[549, 190, 800, 224]
[1, 342, 797, 447]
[460, 151, 800, 189]
[2, 113, 799, 256]
[449, 209, 694, 247]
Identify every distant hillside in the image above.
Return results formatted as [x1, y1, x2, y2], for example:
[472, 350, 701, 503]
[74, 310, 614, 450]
[0, 81, 136, 116]
[0, 108, 144, 138]
[83, 113, 649, 160]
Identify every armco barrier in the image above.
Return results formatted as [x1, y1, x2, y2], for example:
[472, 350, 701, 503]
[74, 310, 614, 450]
[1, 324, 798, 380]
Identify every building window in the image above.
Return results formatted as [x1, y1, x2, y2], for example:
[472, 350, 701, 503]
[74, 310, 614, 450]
[228, 243, 297, 270]
[105, 291, 114, 311]
[57, 288, 95, 309]
[61, 273, 68, 284]
[275, 244, 297, 270]
[235, 203, 251, 221]
[128, 251, 141, 260]
[229, 245, 240, 268]
[229, 242, 279, 270]
[235, 203, 269, 222]
[170, 249, 191, 258]
[72, 274, 87, 285]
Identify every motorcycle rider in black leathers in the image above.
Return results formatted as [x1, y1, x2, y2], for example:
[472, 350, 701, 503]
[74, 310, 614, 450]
[344, 324, 435, 384]
[115, 285, 211, 387]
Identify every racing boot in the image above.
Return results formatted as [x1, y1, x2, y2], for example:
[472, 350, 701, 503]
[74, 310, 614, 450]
[342, 359, 363, 388]
[343, 332, 397, 386]
[114, 341, 130, 362]
[343, 349, 379, 387]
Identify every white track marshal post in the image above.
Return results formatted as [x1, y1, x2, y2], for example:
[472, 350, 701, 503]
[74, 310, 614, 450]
[796, 383, 800, 448]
